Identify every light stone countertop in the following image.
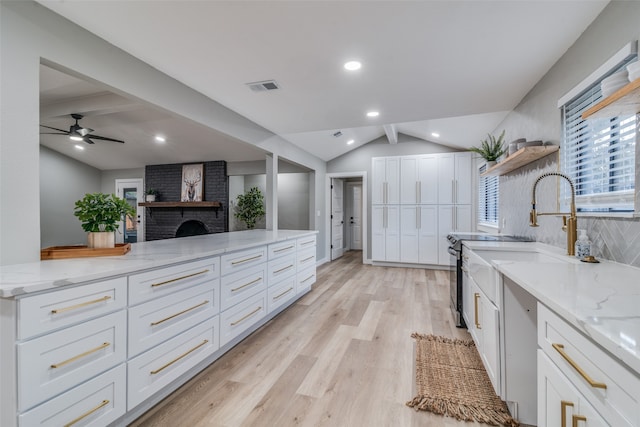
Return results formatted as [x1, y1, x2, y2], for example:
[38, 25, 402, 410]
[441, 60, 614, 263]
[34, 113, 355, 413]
[463, 240, 640, 376]
[0, 229, 317, 298]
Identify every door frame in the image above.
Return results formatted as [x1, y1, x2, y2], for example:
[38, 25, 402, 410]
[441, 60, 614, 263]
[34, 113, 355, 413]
[115, 178, 145, 243]
[325, 171, 367, 265]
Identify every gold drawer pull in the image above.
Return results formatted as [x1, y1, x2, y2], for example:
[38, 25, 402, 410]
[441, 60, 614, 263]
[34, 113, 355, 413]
[300, 240, 315, 246]
[150, 300, 209, 326]
[572, 414, 587, 427]
[64, 399, 110, 427]
[274, 287, 294, 301]
[230, 307, 262, 326]
[561, 400, 574, 427]
[274, 245, 294, 253]
[301, 256, 314, 263]
[474, 293, 481, 329]
[274, 265, 294, 274]
[231, 254, 263, 265]
[150, 339, 209, 375]
[552, 343, 607, 389]
[51, 296, 111, 314]
[301, 275, 314, 283]
[51, 342, 110, 369]
[151, 269, 209, 287]
[231, 277, 262, 292]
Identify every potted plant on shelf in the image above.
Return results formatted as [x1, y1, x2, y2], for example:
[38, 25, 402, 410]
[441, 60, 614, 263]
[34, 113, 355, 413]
[469, 130, 506, 166]
[234, 187, 266, 230]
[74, 193, 136, 248]
[145, 188, 160, 202]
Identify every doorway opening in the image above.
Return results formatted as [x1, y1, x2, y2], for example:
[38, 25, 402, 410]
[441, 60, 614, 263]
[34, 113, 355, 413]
[326, 172, 367, 264]
[115, 178, 144, 243]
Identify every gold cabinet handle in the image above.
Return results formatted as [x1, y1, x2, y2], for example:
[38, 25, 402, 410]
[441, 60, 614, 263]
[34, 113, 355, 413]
[474, 293, 481, 329]
[300, 239, 315, 246]
[274, 287, 294, 301]
[150, 300, 209, 326]
[230, 307, 262, 326]
[552, 343, 607, 389]
[231, 277, 262, 292]
[151, 269, 209, 287]
[561, 400, 574, 427]
[51, 296, 111, 314]
[274, 245, 294, 253]
[64, 399, 110, 427]
[150, 339, 208, 375]
[301, 256, 314, 263]
[274, 265, 294, 274]
[231, 254, 263, 265]
[572, 414, 587, 427]
[301, 275, 314, 283]
[51, 342, 110, 369]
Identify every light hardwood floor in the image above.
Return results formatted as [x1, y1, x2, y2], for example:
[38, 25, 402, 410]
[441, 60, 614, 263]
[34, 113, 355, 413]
[130, 250, 483, 427]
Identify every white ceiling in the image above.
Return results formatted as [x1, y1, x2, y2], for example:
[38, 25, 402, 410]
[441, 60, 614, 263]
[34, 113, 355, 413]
[37, 0, 608, 168]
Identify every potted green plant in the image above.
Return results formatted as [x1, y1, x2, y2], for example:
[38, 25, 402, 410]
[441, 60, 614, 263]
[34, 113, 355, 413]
[469, 130, 506, 166]
[145, 188, 160, 202]
[234, 187, 266, 230]
[74, 193, 136, 248]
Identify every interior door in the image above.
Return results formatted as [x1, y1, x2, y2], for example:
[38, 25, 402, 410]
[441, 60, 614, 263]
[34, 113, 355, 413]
[331, 178, 345, 260]
[346, 182, 363, 250]
[115, 179, 144, 243]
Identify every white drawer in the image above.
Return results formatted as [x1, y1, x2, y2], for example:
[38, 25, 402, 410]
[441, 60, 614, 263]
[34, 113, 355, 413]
[296, 247, 316, 271]
[220, 292, 267, 346]
[268, 240, 297, 260]
[267, 255, 296, 285]
[220, 264, 267, 311]
[297, 235, 316, 250]
[267, 276, 297, 314]
[538, 303, 640, 427]
[128, 282, 219, 357]
[19, 364, 126, 427]
[297, 267, 316, 295]
[129, 257, 219, 305]
[465, 249, 498, 305]
[221, 246, 267, 276]
[17, 310, 126, 411]
[127, 317, 219, 409]
[17, 277, 126, 340]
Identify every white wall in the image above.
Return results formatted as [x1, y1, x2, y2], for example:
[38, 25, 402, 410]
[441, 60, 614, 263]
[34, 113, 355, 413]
[0, 1, 326, 265]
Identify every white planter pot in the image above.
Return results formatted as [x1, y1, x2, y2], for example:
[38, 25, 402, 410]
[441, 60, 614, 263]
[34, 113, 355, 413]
[88, 231, 115, 248]
[145, 194, 156, 202]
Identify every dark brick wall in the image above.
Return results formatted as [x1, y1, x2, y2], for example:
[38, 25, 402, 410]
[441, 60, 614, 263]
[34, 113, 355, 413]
[144, 161, 228, 241]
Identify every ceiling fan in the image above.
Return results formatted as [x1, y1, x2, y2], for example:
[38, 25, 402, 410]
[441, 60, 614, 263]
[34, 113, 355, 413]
[40, 113, 125, 144]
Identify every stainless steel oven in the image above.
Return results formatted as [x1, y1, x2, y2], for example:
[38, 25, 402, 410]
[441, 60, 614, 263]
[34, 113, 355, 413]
[447, 233, 533, 328]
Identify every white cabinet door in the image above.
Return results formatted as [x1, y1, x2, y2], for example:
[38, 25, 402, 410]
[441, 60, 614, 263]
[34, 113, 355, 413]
[437, 205, 454, 265]
[437, 153, 455, 204]
[479, 292, 500, 395]
[418, 205, 438, 264]
[538, 351, 608, 427]
[372, 157, 399, 205]
[386, 158, 400, 204]
[372, 205, 386, 261]
[400, 205, 419, 263]
[418, 155, 438, 204]
[372, 205, 399, 262]
[400, 157, 418, 204]
[455, 204, 472, 232]
[385, 205, 400, 262]
[454, 152, 473, 204]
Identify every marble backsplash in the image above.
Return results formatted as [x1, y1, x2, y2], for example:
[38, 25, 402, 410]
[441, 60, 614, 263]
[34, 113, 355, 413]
[499, 151, 640, 268]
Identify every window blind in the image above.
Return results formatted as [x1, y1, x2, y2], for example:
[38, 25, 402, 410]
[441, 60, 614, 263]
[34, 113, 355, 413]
[561, 61, 637, 212]
[477, 164, 499, 226]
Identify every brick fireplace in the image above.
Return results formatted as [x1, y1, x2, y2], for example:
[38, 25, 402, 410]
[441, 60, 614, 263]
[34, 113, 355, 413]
[144, 161, 228, 241]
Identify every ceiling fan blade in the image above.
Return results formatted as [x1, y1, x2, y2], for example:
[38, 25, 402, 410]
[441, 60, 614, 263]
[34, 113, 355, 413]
[70, 124, 94, 136]
[82, 137, 95, 144]
[87, 134, 125, 144]
[40, 124, 70, 133]
[40, 132, 69, 135]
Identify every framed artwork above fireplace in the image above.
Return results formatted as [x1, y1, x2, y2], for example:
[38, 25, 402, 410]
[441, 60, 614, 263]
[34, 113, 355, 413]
[181, 163, 204, 202]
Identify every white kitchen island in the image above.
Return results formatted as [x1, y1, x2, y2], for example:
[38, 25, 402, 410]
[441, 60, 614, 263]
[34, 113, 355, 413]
[0, 229, 317, 427]
[462, 240, 640, 426]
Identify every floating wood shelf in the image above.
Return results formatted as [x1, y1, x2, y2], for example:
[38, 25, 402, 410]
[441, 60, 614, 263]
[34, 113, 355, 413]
[582, 78, 640, 119]
[138, 201, 222, 218]
[481, 145, 559, 177]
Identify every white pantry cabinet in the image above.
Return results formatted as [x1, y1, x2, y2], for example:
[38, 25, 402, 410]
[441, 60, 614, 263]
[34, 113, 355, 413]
[437, 152, 472, 205]
[372, 157, 400, 205]
[372, 205, 400, 262]
[399, 205, 438, 264]
[400, 155, 438, 205]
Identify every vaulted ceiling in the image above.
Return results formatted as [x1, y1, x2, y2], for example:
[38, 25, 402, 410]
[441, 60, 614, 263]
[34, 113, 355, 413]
[37, 0, 608, 169]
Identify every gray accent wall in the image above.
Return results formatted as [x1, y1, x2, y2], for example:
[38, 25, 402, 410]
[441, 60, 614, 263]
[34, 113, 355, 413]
[493, 1, 640, 267]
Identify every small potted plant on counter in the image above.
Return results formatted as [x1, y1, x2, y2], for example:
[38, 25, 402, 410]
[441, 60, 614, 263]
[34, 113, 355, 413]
[145, 188, 160, 202]
[469, 130, 506, 166]
[74, 193, 136, 248]
[234, 187, 266, 229]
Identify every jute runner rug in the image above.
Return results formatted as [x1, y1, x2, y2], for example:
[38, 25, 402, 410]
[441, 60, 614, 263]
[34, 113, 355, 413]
[406, 333, 519, 427]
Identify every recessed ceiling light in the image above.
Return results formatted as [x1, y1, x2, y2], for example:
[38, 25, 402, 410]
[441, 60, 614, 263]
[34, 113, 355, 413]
[344, 61, 361, 71]
[366, 111, 379, 118]
[74, 144, 85, 150]
[69, 136, 83, 141]
[431, 132, 440, 138]
[155, 135, 166, 143]
[347, 139, 355, 145]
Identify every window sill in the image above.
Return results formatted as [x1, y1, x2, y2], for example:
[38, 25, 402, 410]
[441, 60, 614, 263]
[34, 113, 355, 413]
[477, 223, 499, 234]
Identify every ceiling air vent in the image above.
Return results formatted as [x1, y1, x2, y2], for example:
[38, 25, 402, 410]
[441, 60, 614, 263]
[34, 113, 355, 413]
[246, 80, 280, 92]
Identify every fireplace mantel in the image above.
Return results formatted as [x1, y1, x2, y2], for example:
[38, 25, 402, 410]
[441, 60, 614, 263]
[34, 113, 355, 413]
[139, 201, 222, 218]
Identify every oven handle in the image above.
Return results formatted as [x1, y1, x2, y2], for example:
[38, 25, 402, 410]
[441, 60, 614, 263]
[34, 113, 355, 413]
[447, 247, 459, 257]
